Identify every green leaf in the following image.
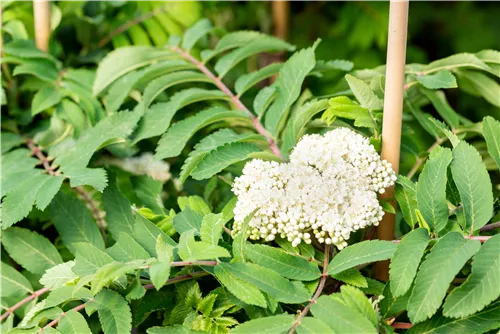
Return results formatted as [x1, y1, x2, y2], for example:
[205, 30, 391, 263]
[420, 88, 460, 129]
[245, 243, 321, 281]
[482, 116, 500, 169]
[345, 74, 383, 111]
[422, 53, 491, 74]
[389, 228, 430, 297]
[232, 209, 258, 263]
[214, 36, 294, 77]
[40, 261, 78, 290]
[1, 227, 62, 275]
[178, 196, 211, 216]
[134, 215, 176, 257]
[91, 260, 144, 294]
[1, 133, 24, 154]
[457, 70, 500, 107]
[328, 240, 397, 275]
[231, 314, 295, 334]
[35, 175, 64, 211]
[407, 302, 500, 334]
[407, 232, 481, 324]
[416, 146, 452, 232]
[311, 59, 354, 75]
[72, 243, 114, 276]
[235, 62, 283, 96]
[32, 86, 62, 116]
[3, 40, 52, 59]
[134, 89, 227, 143]
[173, 207, 203, 234]
[296, 317, 334, 334]
[380, 282, 410, 318]
[181, 19, 212, 50]
[219, 262, 310, 304]
[50, 191, 105, 254]
[107, 233, 151, 262]
[340, 285, 378, 328]
[191, 142, 260, 180]
[200, 213, 225, 246]
[253, 86, 276, 117]
[93, 46, 174, 95]
[102, 179, 135, 237]
[177, 230, 230, 261]
[264, 45, 316, 135]
[322, 96, 376, 128]
[450, 141, 494, 231]
[331, 268, 367, 288]
[150, 236, 174, 290]
[155, 108, 249, 159]
[66, 168, 108, 192]
[86, 289, 132, 334]
[147, 325, 198, 334]
[44, 286, 93, 309]
[395, 176, 419, 228]
[311, 295, 377, 333]
[1, 173, 51, 229]
[58, 310, 92, 334]
[213, 263, 266, 308]
[417, 70, 457, 89]
[443, 234, 500, 318]
[1, 262, 33, 297]
[204, 31, 261, 61]
[13, 59, 59, 82]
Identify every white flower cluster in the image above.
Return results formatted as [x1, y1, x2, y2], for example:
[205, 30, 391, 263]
[232, 128, 397, 249]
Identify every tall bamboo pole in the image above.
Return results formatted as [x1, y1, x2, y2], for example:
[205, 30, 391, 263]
[272, 1, 290, 41]
[375, 0, 409, 281]
[33, 0, 51, 52]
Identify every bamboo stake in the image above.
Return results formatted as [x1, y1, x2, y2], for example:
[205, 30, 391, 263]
[33, 0, 51, 52]
[272, 1, 290, 41]
[375, 0, 409, 281]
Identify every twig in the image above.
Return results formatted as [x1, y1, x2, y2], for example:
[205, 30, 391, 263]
[392, 235, 491, 243]
[39, 301, 89, 332]
[143, 271, 208, 290]
[479, 221, 500, 232]
[391, 322, 413, 329]
[223, 226, 232, 236]
[97, 4, 169, 48]
[26, 138, 58, 176]
[140, 261, 218, 269]
[289, 244, 330, 334]
[73, 186, 107, 239]
[1, 288, 50, 322]
[169, 46, 284, 160]
[406, 137, 446, 179]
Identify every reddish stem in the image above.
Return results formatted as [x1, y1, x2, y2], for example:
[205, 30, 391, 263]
[26, 138, 58, 176]
[170, 46, 284, 160]
[391, 322, 413, 329]
[392, 235, 491, 244]
[288, 244, 331, 334]
[40, 301, 89, 332]
[73, 186, 107, 238]
[0, 288, 50, 322]
[479, 221, 500, 232]
[143, 271, 208, 290]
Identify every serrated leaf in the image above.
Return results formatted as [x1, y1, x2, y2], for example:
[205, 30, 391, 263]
[1, 262, 33, 297]
[181, 19, 212, 50]
[66, 168, 108, 192]
[150, 236, 174, 290]
[44, 286, 93, 309]
[102, 179, 135, 237]
[35, 175, 63, 211]
[311, 295, 377, 333]
[173, 207, 203, 235]
[322, 96, 376, 128]
[395, 175, 419, 228]
[91, 260, 144, 294]
[93, 46, 174, 95]
[328, 240, 397, 275]
[381, 282, 410, 318]
[177, 230, 230, 261]
[13, 59, 59, 82]
[134, 215, 176, 257]
[443, 234, 500, 318]
[134, 89, 227, 143]
[219, 262, 310, 304]
[191, 142, 260, 180]
[3, 39, 52, 59]
[340, 285, 378, 328]
[1, 173, 51, 228]
[1, 227, 62, 274]
[296, 317, 333, 334]
[422, 53, 491, 74]
[205, 31, 261, 61]
[178, 196, 211, 216]
[213, 263, 266, 308]
[235, 62, 283, 95]
[50, 191, 105, 253]
[483, 116, 500, 170]
[106, 233, 150, 262]
[264, 45, 316, 135]
[245, 243, 321, 281]
[332, 268, 368, 288]
[58, 309, 92, 334]
[231, 314, 295, 334]
[155, 108, 248, 159]
[389, 228, 430, 297]
[417, 70, 457, 89]
[214, 36, 294, 77]
[86, 289, 132, 334]
[416, 146, 452, 232]
[420, 88, 460, 129]
[232, 209, 258, 263]
[345, 74, 383, 111]
[450, 141, 494, 231]
[1, 133, 24, 154]
[457, 70, 500, 107]
[32, 85, 62, 116]
[253, 86, 276, 117]
[407, 302, 500, 334]
[147, 325, 197, 334]
[407, 232, 481, 324]
[200, 213, 225, 246]
[133, 289, 175, 326]
[40, 261, 78, 290]
[72, 243, 114, 276]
